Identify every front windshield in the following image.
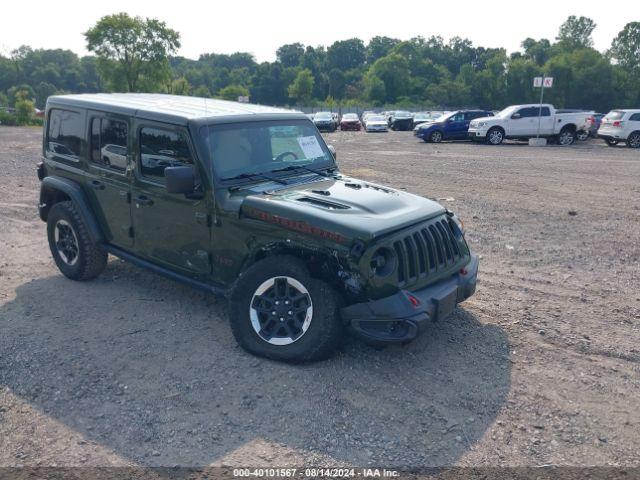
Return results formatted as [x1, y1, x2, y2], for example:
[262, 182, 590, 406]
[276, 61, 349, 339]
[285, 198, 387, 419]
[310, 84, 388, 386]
[200, 120, 335, 182]
[369, 115, 385, 122]
[343, 114, 358, 120]
[496, 106, 518, 118]
[315, 112, 332, 119]
[434, 112, 454, 122]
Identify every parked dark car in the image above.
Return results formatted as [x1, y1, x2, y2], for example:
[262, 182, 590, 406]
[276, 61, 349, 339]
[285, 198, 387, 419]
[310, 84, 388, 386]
[37, 93, 478, 362]
[414, 110, 494, 143]
[388, 111, 414, 131]
[313, 111, 337, 132]
[340, 113, 361, 131]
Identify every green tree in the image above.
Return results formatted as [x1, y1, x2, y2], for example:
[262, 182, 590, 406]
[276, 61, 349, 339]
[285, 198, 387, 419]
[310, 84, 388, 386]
[34, 81, 58, 108]
[556, 16, 596, 50]
[521, 38, 552, 65]
[85, 12, 180, 92]
[169, 77, 191, 95]
[14, 90, 35, 124]
[327, 39, 366, 71]
[276, 43, 305, 68]
[287, 69, 315, 105]
[370, 54, 409, 103]
[218, 84, 249, 101]
[610, 22, 640, 73]
[7, 84, 35, 107]
[192, 85, 211, 98]
[364, 75, 386, 105]
[366, 36, 400, 64]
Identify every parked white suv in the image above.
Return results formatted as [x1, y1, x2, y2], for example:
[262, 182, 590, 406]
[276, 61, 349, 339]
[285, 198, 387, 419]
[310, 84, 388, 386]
[597, 110, 640, 148]
[468, 104, 593, 146]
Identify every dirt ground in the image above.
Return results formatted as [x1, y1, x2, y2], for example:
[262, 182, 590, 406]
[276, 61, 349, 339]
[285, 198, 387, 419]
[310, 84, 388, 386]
[0, 126, 639, 469]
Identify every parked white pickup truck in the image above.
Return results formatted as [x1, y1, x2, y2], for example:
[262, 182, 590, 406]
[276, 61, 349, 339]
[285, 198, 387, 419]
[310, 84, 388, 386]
[468, 104, 594, 145]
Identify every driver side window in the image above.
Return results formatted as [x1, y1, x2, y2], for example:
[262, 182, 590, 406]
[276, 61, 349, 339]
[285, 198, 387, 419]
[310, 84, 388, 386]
[269, 126, 306, 162]
[139, 127, 194, 184]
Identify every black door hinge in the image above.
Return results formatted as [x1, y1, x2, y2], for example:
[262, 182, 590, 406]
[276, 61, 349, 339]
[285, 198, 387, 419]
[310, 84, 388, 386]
[127, 192, 132, 204]
[128, 226, 134, 238]
[207, 214, 213, 227]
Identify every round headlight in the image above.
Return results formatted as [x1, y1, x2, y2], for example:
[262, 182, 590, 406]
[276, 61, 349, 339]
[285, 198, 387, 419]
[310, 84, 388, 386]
[370, 247, 397, 277]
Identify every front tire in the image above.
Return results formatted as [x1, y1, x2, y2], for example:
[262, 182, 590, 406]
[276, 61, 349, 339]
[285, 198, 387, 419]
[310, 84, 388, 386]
[486, 127, 504, 145]
[429, 131, 443, 143]
[229, 256, 343, 362]
[47, 201, 107, 281]
[576, 130, 589, 141]
[626, 131, 640, 148]
[605, 138, 618, 147]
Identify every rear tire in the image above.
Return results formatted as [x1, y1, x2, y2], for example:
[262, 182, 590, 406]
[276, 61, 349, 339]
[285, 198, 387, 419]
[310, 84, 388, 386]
[486, 127, 504, 145]
[558, 128, 576, 146]
[47, 201, 107, 281]
[626, 131, 640, 148]
[229, 256, 343, 362]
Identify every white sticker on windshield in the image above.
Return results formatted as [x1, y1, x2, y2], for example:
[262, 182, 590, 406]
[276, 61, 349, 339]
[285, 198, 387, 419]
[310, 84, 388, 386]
[297, 136, 325, 159]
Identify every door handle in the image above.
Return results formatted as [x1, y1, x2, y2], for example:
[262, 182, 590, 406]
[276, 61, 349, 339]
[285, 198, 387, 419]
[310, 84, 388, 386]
[88, 180, 105, 190]
[135, 195, 154, 207]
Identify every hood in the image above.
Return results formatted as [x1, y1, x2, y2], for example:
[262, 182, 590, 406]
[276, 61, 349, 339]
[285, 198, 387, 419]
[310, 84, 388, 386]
[237, 176, 445, 243]
[471, 116, 496, 124]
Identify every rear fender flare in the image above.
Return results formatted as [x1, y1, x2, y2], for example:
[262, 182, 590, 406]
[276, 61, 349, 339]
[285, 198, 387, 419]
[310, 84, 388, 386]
[39, 176, 105, 243]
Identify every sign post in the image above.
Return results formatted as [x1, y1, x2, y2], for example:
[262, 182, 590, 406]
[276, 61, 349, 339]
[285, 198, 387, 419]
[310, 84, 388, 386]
[531, 76, 553, 146]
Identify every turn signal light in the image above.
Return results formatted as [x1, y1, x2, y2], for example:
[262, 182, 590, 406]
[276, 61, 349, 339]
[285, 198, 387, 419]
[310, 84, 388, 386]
[407, 294, 420, 307]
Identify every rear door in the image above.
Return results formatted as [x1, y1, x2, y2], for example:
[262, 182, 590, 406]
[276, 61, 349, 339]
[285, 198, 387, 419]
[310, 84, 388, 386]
[535, 106, 554, 135]
[130, 122, 211, 276]
[85, 112, 133, 247]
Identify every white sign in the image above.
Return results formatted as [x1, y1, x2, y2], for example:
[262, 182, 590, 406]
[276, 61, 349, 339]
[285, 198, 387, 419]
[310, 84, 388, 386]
[237, 95, 250, 103]
[297, 136, 325, 159]
[533, 77, 553, 88]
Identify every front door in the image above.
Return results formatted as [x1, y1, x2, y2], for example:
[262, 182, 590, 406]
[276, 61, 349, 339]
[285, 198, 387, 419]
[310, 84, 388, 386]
[130, 124, 211, 276]
[86, 112, 133, 247]
[510, 107, 535, 136]
[446, 112, 467, 139]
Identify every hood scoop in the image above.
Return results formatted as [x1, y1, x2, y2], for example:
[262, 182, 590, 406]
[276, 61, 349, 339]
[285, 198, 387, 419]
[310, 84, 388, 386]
[296, 196, 350, 210]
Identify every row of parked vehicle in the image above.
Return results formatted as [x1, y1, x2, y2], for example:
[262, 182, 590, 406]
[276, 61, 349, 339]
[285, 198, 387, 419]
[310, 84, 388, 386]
[308, 110, 446, 133]
[310, 106, 640, 148]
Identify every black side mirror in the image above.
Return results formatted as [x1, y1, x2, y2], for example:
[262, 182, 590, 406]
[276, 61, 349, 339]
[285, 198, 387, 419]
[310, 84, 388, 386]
[165, 166, 195, 194]
[328, 145, 337, 160]
[511, 113, 521, 119]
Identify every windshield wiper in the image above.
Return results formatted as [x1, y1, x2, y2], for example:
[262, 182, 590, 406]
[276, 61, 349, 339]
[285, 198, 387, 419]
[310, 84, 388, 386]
[272, 164, 337, 178]
[222, 171, 288, 185]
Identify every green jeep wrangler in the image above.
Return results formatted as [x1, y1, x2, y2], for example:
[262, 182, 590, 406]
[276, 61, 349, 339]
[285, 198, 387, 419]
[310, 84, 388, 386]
[37, 94, 478, 362]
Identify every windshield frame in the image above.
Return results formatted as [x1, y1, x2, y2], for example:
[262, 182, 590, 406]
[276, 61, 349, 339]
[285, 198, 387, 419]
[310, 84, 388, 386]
[198, 118, 337, 187]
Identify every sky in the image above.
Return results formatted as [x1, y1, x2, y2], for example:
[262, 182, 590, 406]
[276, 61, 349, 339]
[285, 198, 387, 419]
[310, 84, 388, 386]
[0, 0, 636, 61]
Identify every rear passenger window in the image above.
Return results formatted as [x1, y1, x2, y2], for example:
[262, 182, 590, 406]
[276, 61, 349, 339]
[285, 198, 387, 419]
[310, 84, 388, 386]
[630, 113, 640, 121]
[47, 109, 82, 160]
[139, 127, 194, 183]
[90, 118, 128, 172]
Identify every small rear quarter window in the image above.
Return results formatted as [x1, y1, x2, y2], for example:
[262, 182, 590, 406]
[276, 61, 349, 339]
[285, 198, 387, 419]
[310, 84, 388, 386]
[47, 109, 83, 161]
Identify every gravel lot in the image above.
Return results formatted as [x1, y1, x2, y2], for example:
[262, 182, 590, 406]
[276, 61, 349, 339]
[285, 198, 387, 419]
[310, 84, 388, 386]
[1, 126, 639, 469]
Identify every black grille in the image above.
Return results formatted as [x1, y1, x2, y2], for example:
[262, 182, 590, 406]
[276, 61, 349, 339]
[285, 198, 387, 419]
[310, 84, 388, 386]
[393, 217, 464, 285]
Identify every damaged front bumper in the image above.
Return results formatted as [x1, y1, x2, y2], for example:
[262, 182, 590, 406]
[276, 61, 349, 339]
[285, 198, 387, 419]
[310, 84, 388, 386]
[341, 254, 478, 342]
